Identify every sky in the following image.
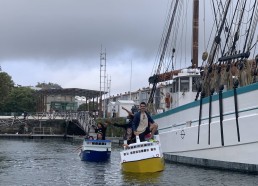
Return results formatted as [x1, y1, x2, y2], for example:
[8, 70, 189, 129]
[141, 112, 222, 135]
[0, 0, 257, 97]
[0, 0, 173, 96]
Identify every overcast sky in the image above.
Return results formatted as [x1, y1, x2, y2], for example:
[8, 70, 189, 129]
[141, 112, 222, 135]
[1, 0, 256, 97]
[0, 0, 175, 96]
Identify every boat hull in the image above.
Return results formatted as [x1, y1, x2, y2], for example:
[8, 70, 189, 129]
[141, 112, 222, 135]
[79, 139, 112, 162]
[122, 157, 165, 173]
[80, 150, 111, 162]
[154, 82, 258, 172]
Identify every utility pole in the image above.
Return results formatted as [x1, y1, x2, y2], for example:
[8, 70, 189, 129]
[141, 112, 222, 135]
[129, 60, 132, 100]
[106, 75, 111, 117]
[107, 75, 111, 98]
[100, 46, 107, 118]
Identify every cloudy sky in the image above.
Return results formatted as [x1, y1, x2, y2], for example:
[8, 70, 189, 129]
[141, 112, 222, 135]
[0, 0, 175, 96]
[1, 0, 256, 97]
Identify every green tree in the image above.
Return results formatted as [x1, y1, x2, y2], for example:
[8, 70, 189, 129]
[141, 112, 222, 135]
[77, 102, 98, 111]
[36, 82, 62, 89]
[0, 72, 14, 112]
[3, 87, 36, 113]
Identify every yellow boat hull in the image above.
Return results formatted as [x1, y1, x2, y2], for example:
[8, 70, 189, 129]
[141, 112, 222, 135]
[122, 157, 165, 173]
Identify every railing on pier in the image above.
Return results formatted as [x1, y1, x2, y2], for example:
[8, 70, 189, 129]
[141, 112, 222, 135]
[33, 127, 53, 135]
[0, 111, 96, 135]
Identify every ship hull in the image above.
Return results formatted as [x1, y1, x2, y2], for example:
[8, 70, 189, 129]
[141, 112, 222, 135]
[153, 82, 258, 172]
[80, 150, 111, 162]
[122, 157, 165, 173]
[120, 135, 164, 173]
[79, 139, 111, 162]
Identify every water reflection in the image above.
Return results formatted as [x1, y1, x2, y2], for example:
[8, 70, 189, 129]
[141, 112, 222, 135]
[122, 171, 163, 185]
[81, 161, 111, 185]
[1, 139, 258, 186]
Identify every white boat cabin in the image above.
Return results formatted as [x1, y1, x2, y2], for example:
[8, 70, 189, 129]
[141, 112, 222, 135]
[159, 68, 200, 111]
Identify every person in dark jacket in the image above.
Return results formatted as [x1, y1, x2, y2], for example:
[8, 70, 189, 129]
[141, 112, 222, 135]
[132, 102, 158, 142]
[113, 114, 135, 145]
[94, 122, 108, 140]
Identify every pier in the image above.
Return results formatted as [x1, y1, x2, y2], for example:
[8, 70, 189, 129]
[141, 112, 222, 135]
[0, 133, 123, 144]
[0, 111, 123, 144]
[0, 111, 96, 135]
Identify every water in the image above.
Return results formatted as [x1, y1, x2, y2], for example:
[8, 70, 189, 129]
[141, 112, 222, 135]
[0, 139, 258, 186]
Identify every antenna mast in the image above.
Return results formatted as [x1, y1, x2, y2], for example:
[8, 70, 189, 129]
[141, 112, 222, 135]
[100, 46, 107, 118]
[129, 60, 132, 100]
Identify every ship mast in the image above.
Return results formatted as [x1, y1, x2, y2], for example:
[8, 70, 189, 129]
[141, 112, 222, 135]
[148, 0, 180, 106]
[192, 0, 199, 68]
[148, 0, 199, 107]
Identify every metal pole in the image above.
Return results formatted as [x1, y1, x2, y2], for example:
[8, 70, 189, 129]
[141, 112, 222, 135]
[103, 49, 106, 118]
[130, 60, 132, 100]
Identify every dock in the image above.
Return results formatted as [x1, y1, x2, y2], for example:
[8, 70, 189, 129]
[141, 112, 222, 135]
[0, 134, 123, 144]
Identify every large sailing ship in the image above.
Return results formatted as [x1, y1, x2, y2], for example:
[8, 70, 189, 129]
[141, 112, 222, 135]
[148, 0, 258, 172]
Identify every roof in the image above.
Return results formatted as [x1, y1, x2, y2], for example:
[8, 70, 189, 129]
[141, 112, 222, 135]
[108, 101, 116, 105]
[35, 88, 105, 99]
[116, 100, 135, 104]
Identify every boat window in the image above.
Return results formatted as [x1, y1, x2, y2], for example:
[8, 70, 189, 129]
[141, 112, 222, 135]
[192, 76, 199, 92]
[172, 78, 178, 93]
[180, 77, 189, 92]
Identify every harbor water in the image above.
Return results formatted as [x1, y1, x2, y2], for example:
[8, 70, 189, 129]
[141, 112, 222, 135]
[0, 139, 258, 186]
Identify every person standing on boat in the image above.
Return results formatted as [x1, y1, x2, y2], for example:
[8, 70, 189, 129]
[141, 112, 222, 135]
[132, 102, 158, 142]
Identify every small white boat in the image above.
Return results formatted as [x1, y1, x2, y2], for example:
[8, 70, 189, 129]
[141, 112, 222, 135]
[120, 135, 164, 173]
[79, 139, 111, 162]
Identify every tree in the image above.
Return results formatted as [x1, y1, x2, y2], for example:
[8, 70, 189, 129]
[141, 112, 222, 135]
[36, 82, 62, 89]
[77, 102, 98, 111]
[0, 72, 14, 112]
[3, 87, 37, 113]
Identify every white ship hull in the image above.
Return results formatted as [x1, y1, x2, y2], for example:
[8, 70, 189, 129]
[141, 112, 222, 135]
[153, 82, 258, 171]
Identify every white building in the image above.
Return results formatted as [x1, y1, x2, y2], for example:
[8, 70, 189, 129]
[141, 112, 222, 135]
[115, 100, 135, 117]
[107, 101, 116, 118]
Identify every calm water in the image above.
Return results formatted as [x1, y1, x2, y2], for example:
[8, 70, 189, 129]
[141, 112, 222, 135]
[0, 139, 258, 186]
